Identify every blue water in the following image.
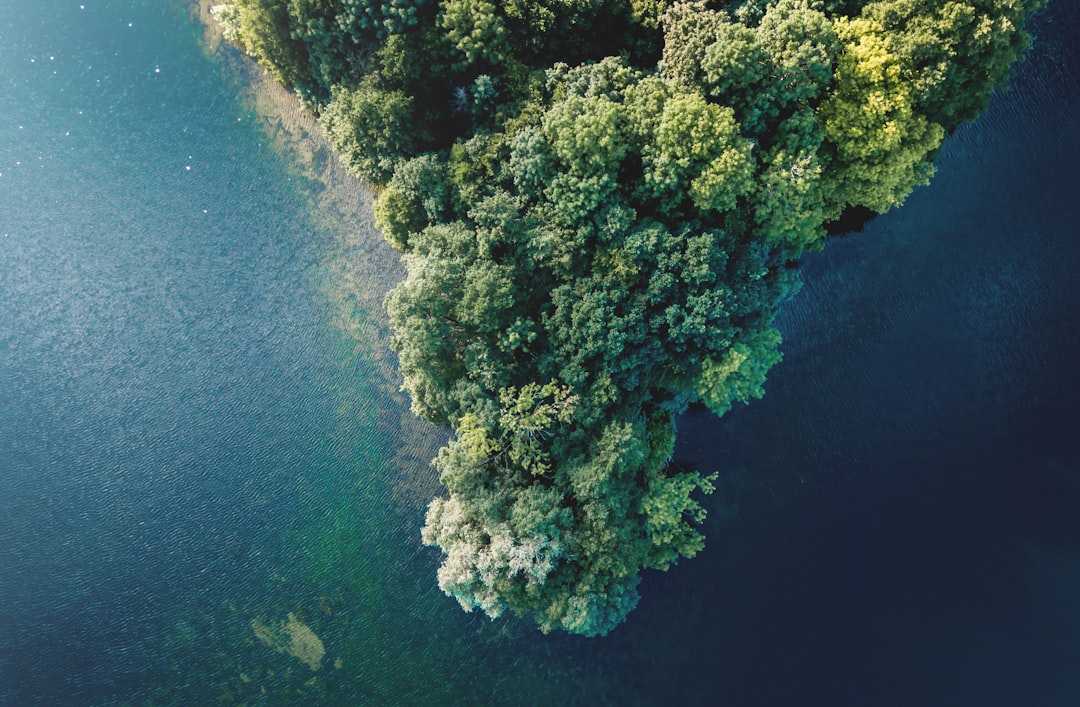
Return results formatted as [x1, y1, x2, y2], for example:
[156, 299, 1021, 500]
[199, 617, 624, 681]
[2, 1, 1078, 704]
[0, 1, 410, 701]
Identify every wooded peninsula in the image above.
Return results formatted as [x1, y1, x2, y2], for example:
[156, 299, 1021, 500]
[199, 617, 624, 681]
[211, 0, 1046, 636]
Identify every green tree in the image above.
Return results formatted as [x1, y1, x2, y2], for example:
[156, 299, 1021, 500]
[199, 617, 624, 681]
[320, 76, 421, 184]
[751, 107, 827, 254]
[864, 0, 1048, 129]
[374, 153, 452, 250]
[643, 89, 755, 214]
[541, 93, 630, 221]
[439, 0, 510, 69]
[817, 15, 945, 217]
[230, 0, 310, 89]
[695, 326, 783, 417]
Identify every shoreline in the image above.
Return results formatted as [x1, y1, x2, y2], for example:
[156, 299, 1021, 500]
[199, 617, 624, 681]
[189, 0, 448, 509]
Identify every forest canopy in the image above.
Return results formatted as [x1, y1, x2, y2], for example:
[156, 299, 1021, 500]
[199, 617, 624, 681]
[212, 0, 1047, 636]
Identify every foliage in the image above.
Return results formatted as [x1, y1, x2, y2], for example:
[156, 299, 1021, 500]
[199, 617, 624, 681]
[695, 327, 783, 417]
[229, 0, 311, 90]
[217, 0, 1046, 636]
[817, 14, 946, 217]
[439, 0, 510, 69]
[320, 77, 422, 183]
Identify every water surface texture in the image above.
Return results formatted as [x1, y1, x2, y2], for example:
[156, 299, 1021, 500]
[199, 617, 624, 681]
[2, 1, 1079, 704]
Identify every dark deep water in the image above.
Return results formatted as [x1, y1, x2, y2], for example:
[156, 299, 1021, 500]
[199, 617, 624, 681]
[2, 1, 1078, 705]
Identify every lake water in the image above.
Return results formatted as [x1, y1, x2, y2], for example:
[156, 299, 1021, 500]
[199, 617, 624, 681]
[1, 1, 1078, 704]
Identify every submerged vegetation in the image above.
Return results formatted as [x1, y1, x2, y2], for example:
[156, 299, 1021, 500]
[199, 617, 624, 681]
[212, 0, 1047, 635]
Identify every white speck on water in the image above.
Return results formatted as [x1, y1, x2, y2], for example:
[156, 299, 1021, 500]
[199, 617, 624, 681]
[154, 67, 160, 73]
[185, 165, 191, 171]
[128, 22, 133, 27]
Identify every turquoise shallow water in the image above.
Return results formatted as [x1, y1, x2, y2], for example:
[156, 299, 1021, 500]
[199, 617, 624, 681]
[2, 1, 1079, 704]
